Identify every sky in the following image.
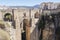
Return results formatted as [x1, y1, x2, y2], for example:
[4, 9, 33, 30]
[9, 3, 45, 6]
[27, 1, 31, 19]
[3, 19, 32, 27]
[0, 0, 60, 6]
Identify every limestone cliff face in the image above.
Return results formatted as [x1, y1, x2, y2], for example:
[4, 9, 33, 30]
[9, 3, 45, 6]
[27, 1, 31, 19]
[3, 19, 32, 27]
[0, 29, 10, 40]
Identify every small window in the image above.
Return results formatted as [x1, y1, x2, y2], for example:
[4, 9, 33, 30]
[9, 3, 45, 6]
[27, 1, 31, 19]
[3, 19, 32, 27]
[44, 4, 48, 10]
[34, 12, 40, 18]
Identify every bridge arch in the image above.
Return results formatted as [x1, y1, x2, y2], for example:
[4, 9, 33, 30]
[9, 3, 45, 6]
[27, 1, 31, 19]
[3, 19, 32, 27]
[4, 13, 12, 21]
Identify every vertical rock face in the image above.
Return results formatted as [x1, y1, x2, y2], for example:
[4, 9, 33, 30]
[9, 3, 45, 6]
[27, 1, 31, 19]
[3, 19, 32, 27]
[0, 11, 3, 20]
[15, 20, 21, 40]
[26, 26, 30, 40]
[15, 14, 21, 40]
[0, 29, 10, 40]
[42, 29, 54, 40]
[30, 26, 39, 40]
[15, 28, 21, 40]
[42, 22, 55, 40]
[24, 19, 30, 40]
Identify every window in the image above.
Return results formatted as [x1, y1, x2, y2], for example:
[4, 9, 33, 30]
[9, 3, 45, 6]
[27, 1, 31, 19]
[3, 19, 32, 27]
[44, 4, 48, 10]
